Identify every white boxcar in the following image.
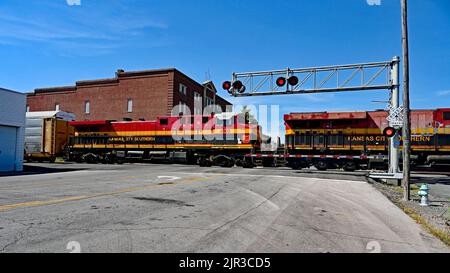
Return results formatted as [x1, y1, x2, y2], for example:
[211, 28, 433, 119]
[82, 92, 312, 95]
[25, 111, 75, 162]
[0, 88, 26, 172]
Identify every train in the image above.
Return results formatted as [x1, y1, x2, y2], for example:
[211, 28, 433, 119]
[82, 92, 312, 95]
[282, 108, 450, 171]
[25, 108, 450, 171]
[66, 112, 267, 168]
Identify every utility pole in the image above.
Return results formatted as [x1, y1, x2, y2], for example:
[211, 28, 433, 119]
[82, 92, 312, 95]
[401, 0, 411, 201]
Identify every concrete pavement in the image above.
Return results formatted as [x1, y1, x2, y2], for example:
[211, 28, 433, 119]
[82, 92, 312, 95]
[0, 163, 448, 253]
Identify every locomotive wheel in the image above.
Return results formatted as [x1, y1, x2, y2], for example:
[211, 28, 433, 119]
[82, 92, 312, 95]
[290, 161, 302, 170]
[315, 160, 328, 171]
[84, 153, 98, 164]
[235, 159, 243, 167]
[75, 156, 83, 163]
[226, 158, 235, 168]
[199, 157, 212, 167]
[219, 157, 234, 168]
[242, 159, 255, 169]
[116, 159, 124, 165]
[343, 161, 356, 172]
[199, 158, 206, 167]
[262, 158, 275, 167]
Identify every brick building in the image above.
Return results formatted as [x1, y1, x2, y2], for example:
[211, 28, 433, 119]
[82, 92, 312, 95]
[26, 68, 232, 121]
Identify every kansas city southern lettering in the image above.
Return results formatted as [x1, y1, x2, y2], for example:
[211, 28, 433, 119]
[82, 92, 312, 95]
[348, 136, 387, 142]
[347, 135, 432, 142]
[108, 136, 156, 143]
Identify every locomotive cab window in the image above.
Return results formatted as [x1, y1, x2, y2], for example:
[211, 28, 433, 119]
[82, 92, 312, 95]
[159, 118, 168, 125]
[216, 117, 233, 126]
[444, 111, 450, 120]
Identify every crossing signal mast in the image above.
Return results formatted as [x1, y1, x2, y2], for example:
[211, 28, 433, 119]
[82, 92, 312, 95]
[223, 57, 404, 180]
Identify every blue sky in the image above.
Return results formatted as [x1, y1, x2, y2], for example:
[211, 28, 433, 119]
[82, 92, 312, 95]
[1, 0, 449, 133]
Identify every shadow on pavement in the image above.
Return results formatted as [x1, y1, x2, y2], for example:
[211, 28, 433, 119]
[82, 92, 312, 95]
[0, 165, 87, 177]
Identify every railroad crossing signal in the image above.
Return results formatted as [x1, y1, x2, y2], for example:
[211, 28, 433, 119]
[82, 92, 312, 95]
[223, 80, 246, 94]
[222, 81, 231, 92]
[274, 76, 299, 87]
[383, 127, 397, 138]
[223, 59, 397, 97]
[223, 57, 402, 179]
[383, 127, 401, 149]
[387, 104, 404, 128]
[276, 77, 286, 87]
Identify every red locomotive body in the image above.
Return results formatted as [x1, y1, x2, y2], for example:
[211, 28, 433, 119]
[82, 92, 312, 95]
[284, 108, 450, 170]
[68, 113, 262, 167]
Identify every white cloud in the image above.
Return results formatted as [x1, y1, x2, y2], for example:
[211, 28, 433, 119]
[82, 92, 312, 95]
[0, 3, 169, 56]
[437, 90, 450, 96]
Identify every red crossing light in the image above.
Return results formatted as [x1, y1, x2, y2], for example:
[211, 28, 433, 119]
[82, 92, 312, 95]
[276, 77, 286, 87]
[383, 127, 396, 138]
[222, 81, 231, 91]
[232, 80, 246, 93]
[288, 76, 299, 86]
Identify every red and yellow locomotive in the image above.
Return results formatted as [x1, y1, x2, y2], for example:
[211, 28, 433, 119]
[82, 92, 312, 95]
[284, 108, 450, 170]
[68, 113, 263, 167]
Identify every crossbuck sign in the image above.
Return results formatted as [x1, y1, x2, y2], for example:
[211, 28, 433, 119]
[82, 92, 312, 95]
[387, 105, 404, 128]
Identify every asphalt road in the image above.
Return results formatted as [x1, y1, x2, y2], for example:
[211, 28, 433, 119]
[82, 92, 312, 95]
[0, 163, 448, 253]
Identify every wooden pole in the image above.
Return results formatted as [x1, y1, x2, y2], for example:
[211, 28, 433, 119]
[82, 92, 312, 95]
[401, 0, 411, 201]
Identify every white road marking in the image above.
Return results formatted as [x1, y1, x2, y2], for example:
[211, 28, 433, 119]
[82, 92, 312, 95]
[157, 176, 181, 181]
[175, 172, 366, 184]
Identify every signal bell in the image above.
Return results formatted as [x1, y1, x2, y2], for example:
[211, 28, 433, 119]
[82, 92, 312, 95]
[383, 127, 397, 138]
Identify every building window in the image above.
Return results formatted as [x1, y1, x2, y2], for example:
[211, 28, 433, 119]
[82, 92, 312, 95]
[204, 96, 214, 107]
[179, 102, 188, 115]
[26, 105, 30, 112]
[84, 101, 90, 114]
[194, 92, 202, 115]
[127, 99, 133, 113]
[55, 103, 60, 111]
[179, 84, 187, 95]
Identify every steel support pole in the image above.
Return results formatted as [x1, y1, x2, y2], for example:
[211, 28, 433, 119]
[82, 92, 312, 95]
[389, 56, 400, 175]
